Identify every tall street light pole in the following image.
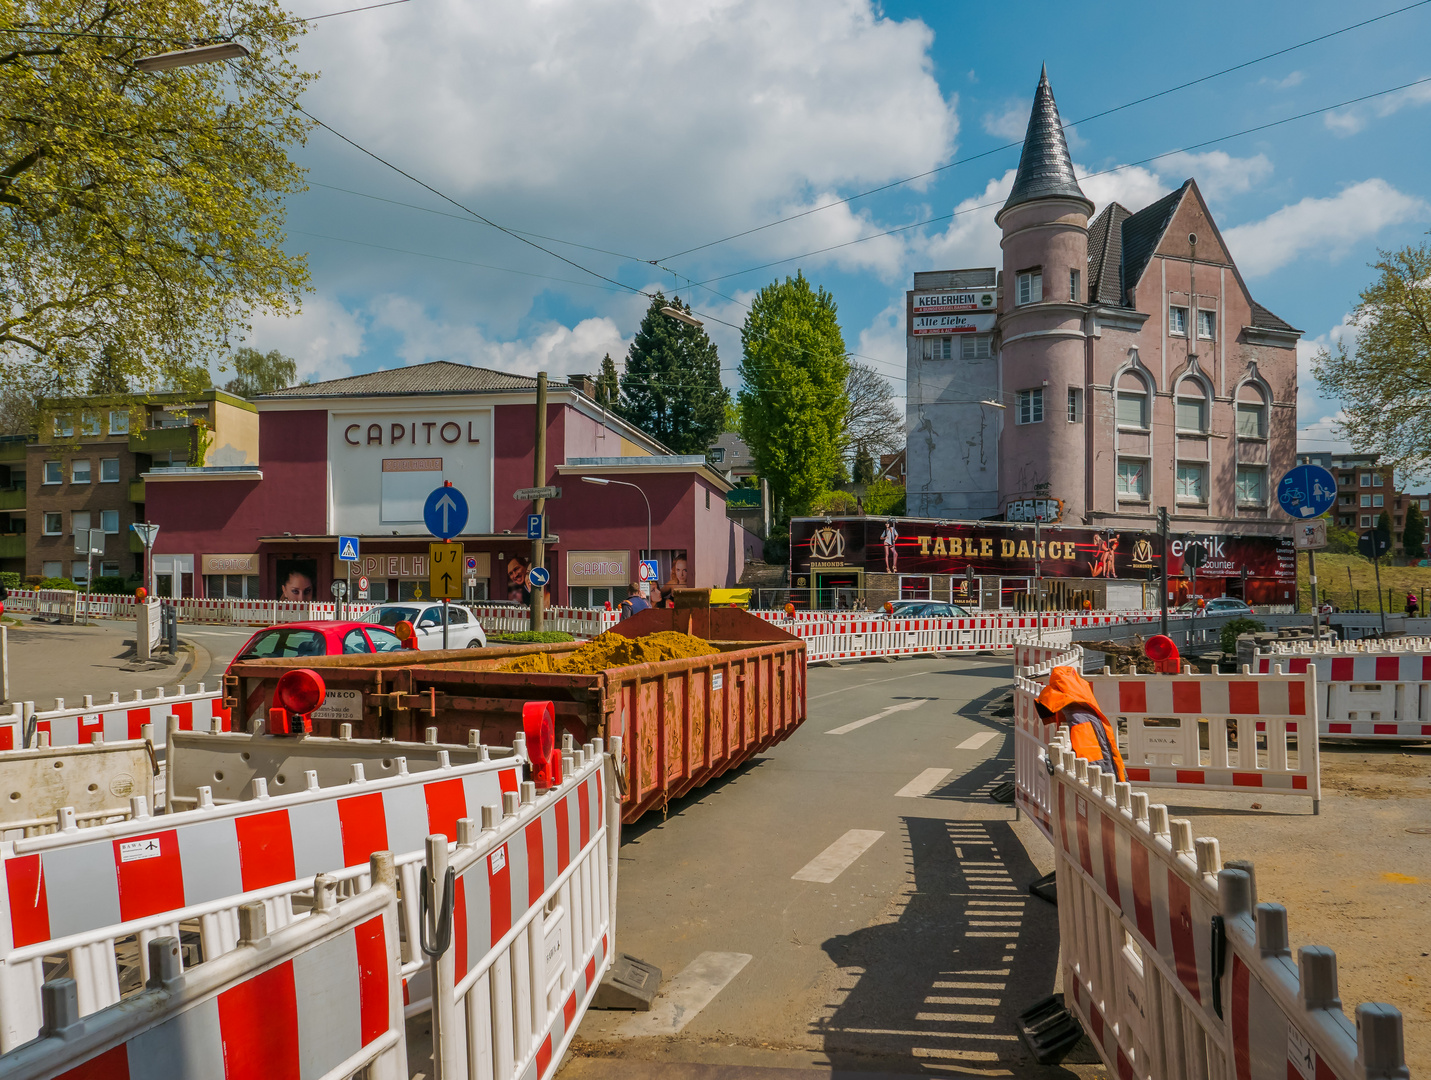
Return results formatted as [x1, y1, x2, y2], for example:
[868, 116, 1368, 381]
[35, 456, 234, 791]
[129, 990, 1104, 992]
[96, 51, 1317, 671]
[581, 477, 651, 587]
[532, 372, 547, 632]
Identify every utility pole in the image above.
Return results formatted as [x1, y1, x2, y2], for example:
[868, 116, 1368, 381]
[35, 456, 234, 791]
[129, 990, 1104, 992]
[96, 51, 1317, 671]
[1158, 506, 1170, 636]
[1307, 546, 1321, 640]
[1034, 517, 1043, 641]
[531, 371, 547, 633]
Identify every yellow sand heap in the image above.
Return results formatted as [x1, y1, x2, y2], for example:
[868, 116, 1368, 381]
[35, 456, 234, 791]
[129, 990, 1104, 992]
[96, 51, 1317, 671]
[500, 631, 720, 674]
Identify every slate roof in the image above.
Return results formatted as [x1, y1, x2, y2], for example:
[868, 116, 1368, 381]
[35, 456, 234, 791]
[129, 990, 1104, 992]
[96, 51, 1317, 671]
[1000, 67, 1092, 219]
[259, 360, 541, 399]
[1086, 202, 1131, 306]
[1250, 301, 1298, 333]
[1117, 182, 1189, 302]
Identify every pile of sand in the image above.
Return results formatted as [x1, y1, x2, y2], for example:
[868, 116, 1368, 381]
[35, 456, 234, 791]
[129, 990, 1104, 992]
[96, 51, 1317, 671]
[500, 631, 720, 674]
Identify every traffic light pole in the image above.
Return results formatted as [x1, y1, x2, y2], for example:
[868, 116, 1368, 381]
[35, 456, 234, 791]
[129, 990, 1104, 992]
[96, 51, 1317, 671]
[1158, 507, 1170, 636]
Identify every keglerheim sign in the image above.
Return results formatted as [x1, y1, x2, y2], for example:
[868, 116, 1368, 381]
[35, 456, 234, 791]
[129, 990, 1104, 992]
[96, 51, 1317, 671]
[911, 290, 996, 313]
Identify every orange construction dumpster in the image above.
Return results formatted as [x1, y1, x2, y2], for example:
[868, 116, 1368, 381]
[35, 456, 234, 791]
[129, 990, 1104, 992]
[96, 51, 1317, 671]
[223, 592, 806, 823]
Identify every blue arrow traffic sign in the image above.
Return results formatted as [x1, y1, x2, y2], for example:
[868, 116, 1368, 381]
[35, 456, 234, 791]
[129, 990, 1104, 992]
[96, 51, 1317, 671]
[1276, 464, 1337, 519]
[338, 535, 360, 561]
[529, 565, 550, 587]
[423, 484, 469, 540]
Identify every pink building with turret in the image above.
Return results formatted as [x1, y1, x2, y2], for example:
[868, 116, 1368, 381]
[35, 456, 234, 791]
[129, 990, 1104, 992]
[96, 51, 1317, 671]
[906, 69, 1298, 597]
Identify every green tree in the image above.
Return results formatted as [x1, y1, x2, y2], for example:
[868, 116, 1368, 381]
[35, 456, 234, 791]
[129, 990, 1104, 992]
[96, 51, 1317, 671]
[0, 0, 313, 389]
[594, 353, 619, 409]
[222, 347, 296, 398]
[1313, 239, 1431, 471]
[852, 445, 876, 484]
[863, 478, 905, 516]
[1404, 501, 1426, 559]
[618, 293, 728, 453]
[1322, 516, 1360, 555]
[738, 272, 849, 517]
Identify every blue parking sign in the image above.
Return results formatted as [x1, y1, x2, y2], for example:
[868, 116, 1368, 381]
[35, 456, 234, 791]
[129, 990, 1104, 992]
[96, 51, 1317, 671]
[527, 514, 543, 540]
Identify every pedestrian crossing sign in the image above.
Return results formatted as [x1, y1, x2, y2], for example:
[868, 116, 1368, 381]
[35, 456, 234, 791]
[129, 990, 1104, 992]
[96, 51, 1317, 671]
[339, 535, 360, 561]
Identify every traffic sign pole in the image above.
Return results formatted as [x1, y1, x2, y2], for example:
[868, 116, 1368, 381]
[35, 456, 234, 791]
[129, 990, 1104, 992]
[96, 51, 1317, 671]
[1277, 464, 1337, 643]
[531, 371, 547, 633]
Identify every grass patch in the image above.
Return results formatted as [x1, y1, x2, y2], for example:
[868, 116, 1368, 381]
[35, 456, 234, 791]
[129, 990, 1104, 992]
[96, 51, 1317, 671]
[1296, 552, 1431, 612]
[487, 631, 576, 644]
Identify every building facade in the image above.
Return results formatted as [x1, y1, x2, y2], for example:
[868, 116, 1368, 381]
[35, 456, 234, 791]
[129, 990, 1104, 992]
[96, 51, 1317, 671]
[17, 391, 257, 588]
[904, 68, 1299, 597]
[143, 363, 759, 605]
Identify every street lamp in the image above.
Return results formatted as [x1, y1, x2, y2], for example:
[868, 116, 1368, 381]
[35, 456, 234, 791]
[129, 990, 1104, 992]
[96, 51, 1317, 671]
[581, 476, 652, 570]
[134, 41, 249, 72]
[979, 399, 1006, 409]
[660, 306, 704, 328]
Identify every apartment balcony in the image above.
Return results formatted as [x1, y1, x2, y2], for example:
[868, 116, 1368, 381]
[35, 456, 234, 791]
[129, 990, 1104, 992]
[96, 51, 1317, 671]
[0, 535, 24, 559]
[128, 478, 145, 503]
[0, 489, 24, 512]
[128, 426, 196, 457]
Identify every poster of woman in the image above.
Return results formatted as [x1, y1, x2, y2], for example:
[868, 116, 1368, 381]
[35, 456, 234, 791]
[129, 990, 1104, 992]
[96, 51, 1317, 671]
[275, 558, 317, 601]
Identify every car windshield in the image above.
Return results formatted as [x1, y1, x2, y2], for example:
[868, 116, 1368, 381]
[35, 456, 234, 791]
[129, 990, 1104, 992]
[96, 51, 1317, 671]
[236, 628, 327, 660]
[367, 605, 423, 628]
[366, 627, 405, 652]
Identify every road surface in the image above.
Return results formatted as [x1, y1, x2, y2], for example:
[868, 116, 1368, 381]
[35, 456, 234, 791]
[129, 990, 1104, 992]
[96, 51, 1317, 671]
[564, 654, 1104, 1079]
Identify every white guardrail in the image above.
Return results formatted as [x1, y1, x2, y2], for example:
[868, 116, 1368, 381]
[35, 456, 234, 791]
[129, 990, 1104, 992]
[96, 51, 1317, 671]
[0, 739, 618, 1080]
[1255, 640, 1431, 742]
[2, 685, 229, 751]
[1048, 734, 1407, 1078]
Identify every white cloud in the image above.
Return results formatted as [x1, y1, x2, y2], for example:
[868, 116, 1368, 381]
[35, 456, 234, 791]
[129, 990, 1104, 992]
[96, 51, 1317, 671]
[854, 299, 909, 413]
[1155, 151, 1273, 202]
[1260, 70, 1304, 90]
[1325, 79, 1431, 136]
[1297, 411, 1352, 455]
[982, 100, 1027, 141]
[299, 0, 957, 265]
[1224, 179, 1428, 277]
[1077, 165, 1168, 217]
[243, 295, 366, 382]
[915, 170, 1013, 270]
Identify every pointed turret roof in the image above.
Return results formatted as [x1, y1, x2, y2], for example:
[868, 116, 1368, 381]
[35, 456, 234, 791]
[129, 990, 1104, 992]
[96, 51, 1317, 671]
[997, 67, 1093, 223]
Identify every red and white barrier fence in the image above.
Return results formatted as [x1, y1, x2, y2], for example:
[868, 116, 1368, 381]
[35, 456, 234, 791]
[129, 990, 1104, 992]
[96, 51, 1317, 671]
[1256, 641, 1431, 741]
[0, 739, 620, 1080]
[3, 685, 229, 750]
[1050, 736, 1407, 1078]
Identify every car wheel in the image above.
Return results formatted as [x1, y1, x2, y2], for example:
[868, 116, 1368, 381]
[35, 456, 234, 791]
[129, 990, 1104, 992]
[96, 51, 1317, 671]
[467, 639, 480, 649]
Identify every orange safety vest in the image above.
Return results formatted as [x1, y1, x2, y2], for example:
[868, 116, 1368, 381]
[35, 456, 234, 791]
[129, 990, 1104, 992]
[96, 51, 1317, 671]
[1036, 666, 1127, 783]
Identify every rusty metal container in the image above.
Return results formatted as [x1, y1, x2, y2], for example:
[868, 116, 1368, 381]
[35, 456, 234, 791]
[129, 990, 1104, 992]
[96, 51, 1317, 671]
[223, 596, 806, 822]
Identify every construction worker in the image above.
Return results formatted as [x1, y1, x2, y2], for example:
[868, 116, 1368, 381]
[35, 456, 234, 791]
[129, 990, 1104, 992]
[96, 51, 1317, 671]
[1035, 666, 1127, 782]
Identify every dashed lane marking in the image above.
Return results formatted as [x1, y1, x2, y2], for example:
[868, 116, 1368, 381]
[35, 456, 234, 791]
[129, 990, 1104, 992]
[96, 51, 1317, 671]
[792, 829, 884, 883]
[954, 730, 1000, 751]
[895, 767, 952, 798]
[825, 698, 929, 735]
[616, 951, 752, 1037]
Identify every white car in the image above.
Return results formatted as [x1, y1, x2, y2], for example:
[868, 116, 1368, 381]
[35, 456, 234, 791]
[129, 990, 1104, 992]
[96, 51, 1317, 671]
[363, 602, 488, 650]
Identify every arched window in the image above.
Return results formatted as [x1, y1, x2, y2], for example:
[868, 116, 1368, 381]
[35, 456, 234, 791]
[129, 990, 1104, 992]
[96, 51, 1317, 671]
[1115, 370, 1151, 429]
[1175, 376, 1209, 433]
[1236, 382, 1268, 438]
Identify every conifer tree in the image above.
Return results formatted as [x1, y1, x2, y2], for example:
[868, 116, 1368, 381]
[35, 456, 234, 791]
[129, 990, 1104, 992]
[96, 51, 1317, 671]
[618, 293, 728, 453]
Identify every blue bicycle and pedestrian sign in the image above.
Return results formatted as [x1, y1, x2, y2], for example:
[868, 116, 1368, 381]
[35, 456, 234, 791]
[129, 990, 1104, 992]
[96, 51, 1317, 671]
[1276, 465, 1337, 519]
[423, 483, 469, 540]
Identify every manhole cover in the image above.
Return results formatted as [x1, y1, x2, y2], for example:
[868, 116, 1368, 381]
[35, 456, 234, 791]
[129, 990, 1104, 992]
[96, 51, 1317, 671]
[1406, 828, 1431, 836]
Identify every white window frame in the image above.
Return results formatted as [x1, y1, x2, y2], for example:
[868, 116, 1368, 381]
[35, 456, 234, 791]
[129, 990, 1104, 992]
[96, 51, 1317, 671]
[80, 411, 101, 437]
[1236, 466, 1266, 506]
[41, 561, 62, 579]
[43, 512, 63, 536]
[100, 561, 121, 577]
[71, 560, 89, 584]
[108, 409, 130, 435]
[71, 459, 91, 484]
[1235, 399, 1266, 439]
[1017, 270, 1043, 306]
[100, 509, 119, 534]
[1115, 373, 1151, 430]
[1067, 387, 1083, 423]
[1169, 306, 1188, 336]
[1373, 473, 1384, 487]
[1361, 494, 1371, 507]
[1373, 494, 1384, 508]
[1175, 380, 1208, 433]
[1360, 473, 1372, 487]
[1360, 515, 1372, 528]
[1015, 388, 1044, 425]
[1117, 457, 1149, 500]
[53, 415, 74, 438]
[923, 336, 953, 361]
[1069, 268, 1081, 303]
[1176, 462, 1208, 504]
[1196, 309, 1216, 340]
[100, 457, 120, 483]
[960, 335, 991, 361]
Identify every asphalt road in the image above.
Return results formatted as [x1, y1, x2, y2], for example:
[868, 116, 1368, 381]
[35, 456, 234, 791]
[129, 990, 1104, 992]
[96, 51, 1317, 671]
[567, 655, 1105, 1080]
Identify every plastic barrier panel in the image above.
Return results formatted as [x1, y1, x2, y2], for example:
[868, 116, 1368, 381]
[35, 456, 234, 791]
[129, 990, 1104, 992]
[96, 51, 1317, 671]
[1049, 738, 1408, 1079]
[11, 686, 229, 750]
[0, 737, 156, 839]
[1256, 643, 1431, 741]
[0, 749, 521, 1050]
[426, 739, 617, 1080]
[1087, 668, 1321, 810]
[0, 852, 407, 1080]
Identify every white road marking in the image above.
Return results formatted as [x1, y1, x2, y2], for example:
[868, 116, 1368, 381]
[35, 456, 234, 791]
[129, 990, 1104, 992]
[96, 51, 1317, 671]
[616, 951, 752, 1036]
[955, 731, 1000, 750]
[792, 829, 884, 883]
[825, 698, 929, 735]
[894, 767, 952, 798]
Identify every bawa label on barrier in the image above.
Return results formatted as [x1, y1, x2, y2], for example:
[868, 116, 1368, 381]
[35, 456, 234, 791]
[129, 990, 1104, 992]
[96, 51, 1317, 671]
[312, 689, 362, 720]
[490, 844, 506, 873]
[118, 838, 162, 862]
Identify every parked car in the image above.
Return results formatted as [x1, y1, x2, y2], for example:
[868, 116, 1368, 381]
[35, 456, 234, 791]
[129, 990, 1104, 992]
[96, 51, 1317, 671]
[363, 601, 489, 650]
[1176, 597, 1254, 616]
[226, 621, 407, 676]
[880, 600, 971, 619]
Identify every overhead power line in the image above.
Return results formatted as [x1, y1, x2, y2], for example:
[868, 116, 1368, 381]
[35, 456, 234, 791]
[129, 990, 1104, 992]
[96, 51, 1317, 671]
[654, 0, 1431, 263]
[0, 0, 418, 41]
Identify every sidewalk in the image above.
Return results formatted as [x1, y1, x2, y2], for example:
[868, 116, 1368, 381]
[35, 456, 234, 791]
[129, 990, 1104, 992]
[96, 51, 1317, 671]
[1, 617, 211, 708]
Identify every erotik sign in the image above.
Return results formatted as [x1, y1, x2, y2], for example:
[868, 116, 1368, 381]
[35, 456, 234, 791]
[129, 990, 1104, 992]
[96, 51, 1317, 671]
[1166, 534, 1295, 581]
[790, 518, 1162, 580]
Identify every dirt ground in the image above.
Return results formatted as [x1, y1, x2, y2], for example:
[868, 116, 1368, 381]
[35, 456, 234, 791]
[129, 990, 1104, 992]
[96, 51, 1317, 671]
[1156, 741, 1431, 1070]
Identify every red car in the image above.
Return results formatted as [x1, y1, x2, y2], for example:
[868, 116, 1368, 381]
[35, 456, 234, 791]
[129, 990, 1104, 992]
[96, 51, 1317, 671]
[227, 620, 407, 675]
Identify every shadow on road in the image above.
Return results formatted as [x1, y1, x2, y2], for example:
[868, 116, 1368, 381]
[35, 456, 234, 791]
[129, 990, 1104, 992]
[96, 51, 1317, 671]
[618, 757, 771, 845]
[813, 815, 1093, 1076]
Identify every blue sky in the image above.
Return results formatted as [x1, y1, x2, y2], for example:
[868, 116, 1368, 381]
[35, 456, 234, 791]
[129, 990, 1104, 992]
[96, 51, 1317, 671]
[252, 0, 1431, 458]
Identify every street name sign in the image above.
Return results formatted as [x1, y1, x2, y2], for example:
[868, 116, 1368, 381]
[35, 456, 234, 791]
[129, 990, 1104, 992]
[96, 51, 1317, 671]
[514, 486, 561, 500]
